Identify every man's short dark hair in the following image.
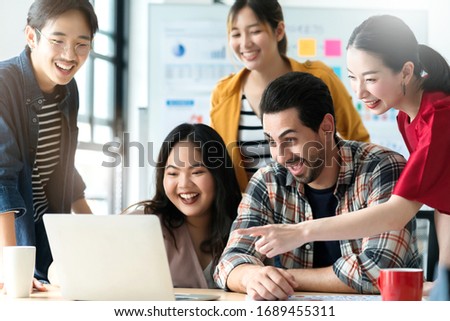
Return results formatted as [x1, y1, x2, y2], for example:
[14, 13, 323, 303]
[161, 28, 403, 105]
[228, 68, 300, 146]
[260, 72, 336, 134]
[27, 0, 98, 39]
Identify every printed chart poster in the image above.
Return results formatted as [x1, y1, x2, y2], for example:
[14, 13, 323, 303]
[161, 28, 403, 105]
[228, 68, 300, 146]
[148, 19, 237, 147]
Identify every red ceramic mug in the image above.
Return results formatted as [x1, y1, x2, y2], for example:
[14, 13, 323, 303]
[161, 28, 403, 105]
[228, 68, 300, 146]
[377, 268, 423, 301]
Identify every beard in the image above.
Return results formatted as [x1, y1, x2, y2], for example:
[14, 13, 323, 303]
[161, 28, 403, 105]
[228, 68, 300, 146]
[290, 147, 326, 185]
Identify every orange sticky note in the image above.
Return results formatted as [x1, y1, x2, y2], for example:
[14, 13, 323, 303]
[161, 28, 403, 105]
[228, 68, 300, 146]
[297, 38, 317, 57]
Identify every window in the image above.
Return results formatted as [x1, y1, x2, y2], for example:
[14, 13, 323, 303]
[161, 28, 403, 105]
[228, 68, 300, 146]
[75, 0, 126, 214]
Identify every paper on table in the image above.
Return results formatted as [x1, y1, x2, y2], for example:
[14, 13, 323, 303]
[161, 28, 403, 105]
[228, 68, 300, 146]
[246, 294, 381, 301]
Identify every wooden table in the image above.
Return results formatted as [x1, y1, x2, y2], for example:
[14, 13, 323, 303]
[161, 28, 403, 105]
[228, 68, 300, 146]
[0, 285, 246, 301]
[1, 284, 376, 301]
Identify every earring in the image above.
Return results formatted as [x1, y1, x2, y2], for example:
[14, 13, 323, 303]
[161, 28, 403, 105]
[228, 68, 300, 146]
[402, 82, 406, 96]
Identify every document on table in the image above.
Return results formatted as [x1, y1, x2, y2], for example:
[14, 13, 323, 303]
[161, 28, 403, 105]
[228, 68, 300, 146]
[246, 294, 381, 301]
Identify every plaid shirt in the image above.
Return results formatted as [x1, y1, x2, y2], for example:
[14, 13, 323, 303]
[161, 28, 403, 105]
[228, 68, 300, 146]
[215, 140, 420, 293]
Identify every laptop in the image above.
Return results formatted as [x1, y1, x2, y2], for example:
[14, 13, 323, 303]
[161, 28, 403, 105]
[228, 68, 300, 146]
[44, 214, 218, 301]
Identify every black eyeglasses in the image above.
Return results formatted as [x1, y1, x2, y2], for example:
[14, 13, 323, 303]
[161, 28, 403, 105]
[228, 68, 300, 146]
[35, 28, 91, 56]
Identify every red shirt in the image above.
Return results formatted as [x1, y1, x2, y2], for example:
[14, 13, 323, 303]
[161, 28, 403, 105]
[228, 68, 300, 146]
[394, 91, 450, 214]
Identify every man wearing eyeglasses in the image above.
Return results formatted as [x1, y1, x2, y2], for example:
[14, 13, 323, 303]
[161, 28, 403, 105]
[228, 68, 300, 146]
[0, 0, 98, 291]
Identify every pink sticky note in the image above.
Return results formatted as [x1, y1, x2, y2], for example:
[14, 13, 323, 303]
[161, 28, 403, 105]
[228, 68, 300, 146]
[324, 39, 341, 57]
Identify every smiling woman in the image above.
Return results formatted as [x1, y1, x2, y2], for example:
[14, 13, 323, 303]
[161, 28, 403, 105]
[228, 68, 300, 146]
[122, 123, 242, 289]
[210, 0, 370, 192]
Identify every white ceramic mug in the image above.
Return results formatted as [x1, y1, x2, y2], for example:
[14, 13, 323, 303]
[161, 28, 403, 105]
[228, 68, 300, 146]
[2, 246, 36, 298]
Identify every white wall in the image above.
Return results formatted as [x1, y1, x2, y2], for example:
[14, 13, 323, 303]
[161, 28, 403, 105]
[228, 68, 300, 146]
[0, 0, 33, 61]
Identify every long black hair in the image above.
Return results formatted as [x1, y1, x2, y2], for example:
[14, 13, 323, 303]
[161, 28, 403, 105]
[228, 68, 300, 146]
[126, 123, 241, 271]
[347, 14, 450, 93]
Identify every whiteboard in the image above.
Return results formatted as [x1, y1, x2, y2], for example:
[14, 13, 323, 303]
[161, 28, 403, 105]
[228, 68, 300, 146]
[147, 3, 428, 158]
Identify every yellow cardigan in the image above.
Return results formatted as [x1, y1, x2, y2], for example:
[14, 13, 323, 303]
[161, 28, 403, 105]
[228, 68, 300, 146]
[210, 58, 370, 192]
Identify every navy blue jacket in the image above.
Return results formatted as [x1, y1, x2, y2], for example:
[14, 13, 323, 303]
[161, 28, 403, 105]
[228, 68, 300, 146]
[0, 48, 86, 281]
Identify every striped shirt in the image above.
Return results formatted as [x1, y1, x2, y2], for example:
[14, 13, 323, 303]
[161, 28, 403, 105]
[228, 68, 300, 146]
[32, 93, 62, 222]
[238, 95, 272, 179]
[214, 140, 420, 293]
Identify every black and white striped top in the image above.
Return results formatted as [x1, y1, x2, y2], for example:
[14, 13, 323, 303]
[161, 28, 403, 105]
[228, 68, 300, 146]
[238, 95, 272, 180]
[32, 92, 62, 222]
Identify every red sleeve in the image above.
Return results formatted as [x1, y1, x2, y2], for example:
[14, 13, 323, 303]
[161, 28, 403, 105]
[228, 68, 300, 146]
[394, 100, 450, 214]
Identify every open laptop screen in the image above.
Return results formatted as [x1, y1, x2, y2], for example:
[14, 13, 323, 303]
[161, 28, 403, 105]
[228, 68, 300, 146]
[44, 214, 175, 301]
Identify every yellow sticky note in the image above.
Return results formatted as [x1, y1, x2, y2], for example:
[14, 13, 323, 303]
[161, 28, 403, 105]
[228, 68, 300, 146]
[297, 38, 317, 57]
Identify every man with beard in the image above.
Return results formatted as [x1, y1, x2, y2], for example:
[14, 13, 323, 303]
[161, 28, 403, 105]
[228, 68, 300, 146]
[214, 72, 420, 300]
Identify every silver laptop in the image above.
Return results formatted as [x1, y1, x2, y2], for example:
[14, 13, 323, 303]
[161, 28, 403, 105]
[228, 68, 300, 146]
[44, 214, 175, 301]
